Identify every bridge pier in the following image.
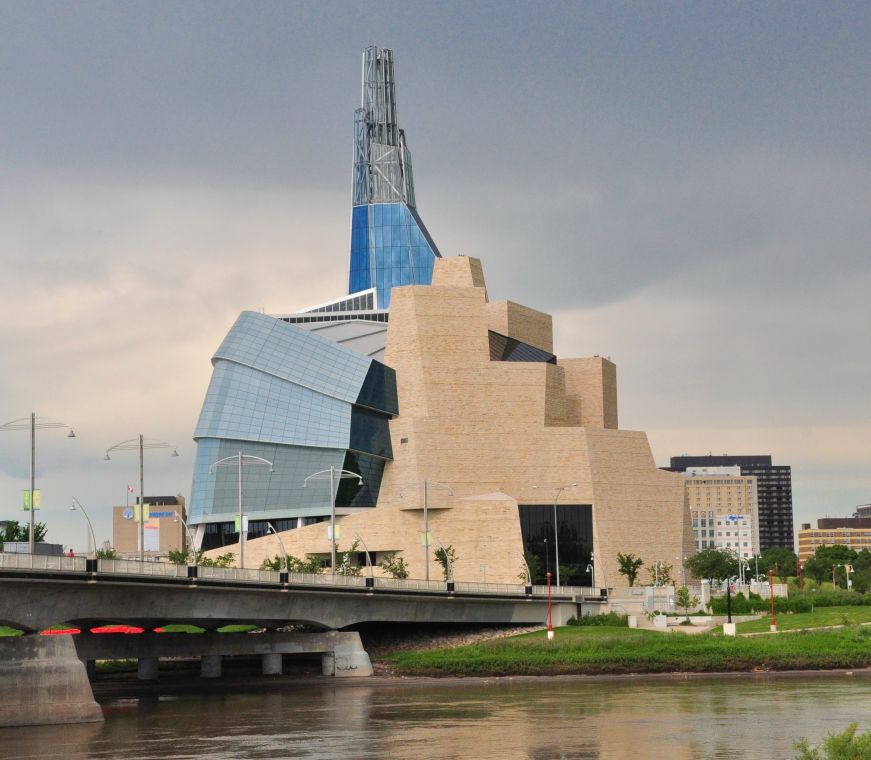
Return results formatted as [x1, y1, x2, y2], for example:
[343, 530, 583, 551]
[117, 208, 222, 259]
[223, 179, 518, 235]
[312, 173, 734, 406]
[200, 654, 222, 678]
[0, 635, 103, 727]
[262, 652, 282, 675]
[137, 657, 159, 680]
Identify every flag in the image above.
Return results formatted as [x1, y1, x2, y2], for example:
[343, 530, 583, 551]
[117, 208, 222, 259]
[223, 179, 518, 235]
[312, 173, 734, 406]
[127, 485, 134, 494]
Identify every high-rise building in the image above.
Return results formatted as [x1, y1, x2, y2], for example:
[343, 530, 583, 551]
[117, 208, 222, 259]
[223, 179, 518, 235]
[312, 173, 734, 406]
[667, 455, 793, 551]
[681, 466, 759, 558]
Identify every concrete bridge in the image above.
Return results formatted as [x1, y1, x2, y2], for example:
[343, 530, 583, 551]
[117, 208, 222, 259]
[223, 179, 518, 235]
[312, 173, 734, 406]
[0, 553, 604, 727]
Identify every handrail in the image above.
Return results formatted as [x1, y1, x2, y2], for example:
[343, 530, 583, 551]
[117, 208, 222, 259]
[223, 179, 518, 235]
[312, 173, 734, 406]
[0, 551, 607, 600]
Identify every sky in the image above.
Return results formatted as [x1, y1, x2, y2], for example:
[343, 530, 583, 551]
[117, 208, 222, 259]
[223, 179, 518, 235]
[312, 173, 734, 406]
[1, 1, 869, 552]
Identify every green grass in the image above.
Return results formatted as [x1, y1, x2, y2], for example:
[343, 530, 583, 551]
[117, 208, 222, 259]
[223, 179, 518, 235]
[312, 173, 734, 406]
[737, 606, 871, 634]
[390, 625, 871, 677]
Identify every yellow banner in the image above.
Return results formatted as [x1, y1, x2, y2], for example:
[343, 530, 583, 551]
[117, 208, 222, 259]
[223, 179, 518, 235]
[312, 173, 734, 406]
[22, 490, 41, 510]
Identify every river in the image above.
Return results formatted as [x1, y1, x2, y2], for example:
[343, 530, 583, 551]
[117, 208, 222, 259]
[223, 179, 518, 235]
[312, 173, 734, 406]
[1, 675, 868, 759]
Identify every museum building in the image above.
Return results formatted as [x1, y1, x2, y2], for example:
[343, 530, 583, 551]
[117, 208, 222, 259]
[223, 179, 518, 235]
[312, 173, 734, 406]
[191, 47, 693, 585]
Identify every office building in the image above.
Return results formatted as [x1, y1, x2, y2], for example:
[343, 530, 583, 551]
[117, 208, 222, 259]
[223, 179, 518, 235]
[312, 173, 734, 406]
[682, 466, 759, 557]
[798, 515, 871, 564]
[113, 496, 187, 558]
[667, 455, 793, 551]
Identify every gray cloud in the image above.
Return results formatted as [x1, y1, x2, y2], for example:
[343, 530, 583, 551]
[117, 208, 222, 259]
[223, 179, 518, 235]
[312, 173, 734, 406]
[1, 2, 869, 546]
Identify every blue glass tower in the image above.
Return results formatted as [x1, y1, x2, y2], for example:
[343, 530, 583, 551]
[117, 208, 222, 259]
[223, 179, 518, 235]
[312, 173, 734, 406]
[348, 46, 441, 309]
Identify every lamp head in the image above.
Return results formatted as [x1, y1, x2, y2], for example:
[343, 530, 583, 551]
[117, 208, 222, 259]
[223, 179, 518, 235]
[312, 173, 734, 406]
[67, 429, 76, 438]
[104, 453, 111, 461]
[171, 449, 179, 457]
[69, 503, 76, 512]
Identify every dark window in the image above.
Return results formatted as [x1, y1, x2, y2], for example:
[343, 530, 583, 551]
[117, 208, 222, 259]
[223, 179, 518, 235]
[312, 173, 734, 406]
[350, 406, 393, 459]
[489, 331, 557, 364]
[355, 360, 399, 415]
[518, 504, 593, 585]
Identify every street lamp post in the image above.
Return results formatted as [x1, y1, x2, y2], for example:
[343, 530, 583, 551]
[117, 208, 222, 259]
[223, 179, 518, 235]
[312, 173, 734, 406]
[266, 522, 288, 572]
[172, 513, 197, 563]
[399, 479, 453, 581]
[303, 465, 362, 576]
[355, 534, 374, 579]
[210, 451, 274, 570]
[69, 497, 97, 557]
[105, 435, 178, 564]
[534, 483, 578, 587]
[1, 413, 76, 554]
[546, 571, 554, 640]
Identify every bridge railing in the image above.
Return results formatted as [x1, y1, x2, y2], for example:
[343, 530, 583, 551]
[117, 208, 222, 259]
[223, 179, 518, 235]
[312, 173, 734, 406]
[98, 559, 189, 578]
[0, 552, 86, 572]
[374, 577, 447, 593]
[198, 566, 281, 583]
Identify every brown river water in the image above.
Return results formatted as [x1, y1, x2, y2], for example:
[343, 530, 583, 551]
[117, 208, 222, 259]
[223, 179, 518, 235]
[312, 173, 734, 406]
[0, 675, 869, 760]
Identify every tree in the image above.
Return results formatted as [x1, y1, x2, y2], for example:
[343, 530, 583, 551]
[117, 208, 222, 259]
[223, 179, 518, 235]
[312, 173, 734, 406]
[519, 551, 542, 584]
[647, 561, 674, 587]
[684, 548, 739, 583]
[616, 553, 644, 587]
[199, 552, 235, 568]
[758, 546, 799, 582]
[95, 547, 117, 559]
[1, 520, 47, 547]
[337, 539, 362, 576]
[434, 545, 458, 581]
[259, 554, 323, 574]
[675, 585, 700, 616]
[802, 545, 858, 585]
[378, 553, 409, 579]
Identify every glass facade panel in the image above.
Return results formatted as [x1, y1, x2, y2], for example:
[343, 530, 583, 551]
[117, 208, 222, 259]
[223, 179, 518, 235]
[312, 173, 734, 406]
[518, 504, 593, 585]
[349, 406, 393, 459]
[355, 360, 399, 416]
[348, 202, 440, 308]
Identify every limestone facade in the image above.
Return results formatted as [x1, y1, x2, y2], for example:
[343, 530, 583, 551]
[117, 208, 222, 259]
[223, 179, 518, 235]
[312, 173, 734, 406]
[208, 257, 693, 586]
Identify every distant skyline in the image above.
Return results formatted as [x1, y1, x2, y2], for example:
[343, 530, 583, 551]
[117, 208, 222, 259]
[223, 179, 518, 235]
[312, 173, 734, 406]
[1, 2, 869, 550]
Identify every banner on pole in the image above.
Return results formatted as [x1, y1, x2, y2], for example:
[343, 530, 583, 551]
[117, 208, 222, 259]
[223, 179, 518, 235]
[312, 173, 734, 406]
[233, 515, 249, 532]
[134, 504, 150, 523]
[327, 525, 340, 541]
[22, 490, 41, 511]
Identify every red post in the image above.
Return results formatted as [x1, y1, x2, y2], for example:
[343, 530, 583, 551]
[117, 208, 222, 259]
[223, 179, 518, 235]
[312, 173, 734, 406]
[769, 568, 777, 632]
[546, 571, 554, 640]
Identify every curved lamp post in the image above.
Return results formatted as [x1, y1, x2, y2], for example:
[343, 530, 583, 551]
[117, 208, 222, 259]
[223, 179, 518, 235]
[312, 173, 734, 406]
[266, 522, 288, 572]
[70, 497, 97, 557]
[1, 413, 76, 554]
[354, 533, 374, 579]
[209, 452, 273, 570]
[104, 435, 178, 563]
[431, 536, 453, 582]
[399, 479, 453, 581]
[303, 466, 362, 576]
[533, 483, 578, 587]
[172, 513, 198, 564]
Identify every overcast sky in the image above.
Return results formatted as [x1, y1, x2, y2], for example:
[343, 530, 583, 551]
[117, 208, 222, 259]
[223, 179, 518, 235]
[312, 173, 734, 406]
[1, 1, 869, 551]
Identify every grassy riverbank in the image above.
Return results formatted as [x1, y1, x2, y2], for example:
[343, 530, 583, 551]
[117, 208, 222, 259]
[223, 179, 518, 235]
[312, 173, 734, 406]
[736, 606, 871, 633]
[390, 626, 871, 677]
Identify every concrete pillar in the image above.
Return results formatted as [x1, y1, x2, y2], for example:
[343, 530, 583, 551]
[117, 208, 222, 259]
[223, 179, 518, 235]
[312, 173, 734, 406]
[322, 631, 373, 677]
[0, 635, 103, 727]
[262, 653, 282, 675]
[200, 654, 222, 678]
[137, 657, 159, 681]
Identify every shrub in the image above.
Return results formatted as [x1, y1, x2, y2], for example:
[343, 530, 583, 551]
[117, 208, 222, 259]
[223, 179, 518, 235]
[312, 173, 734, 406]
[569, 612, 629, 627]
